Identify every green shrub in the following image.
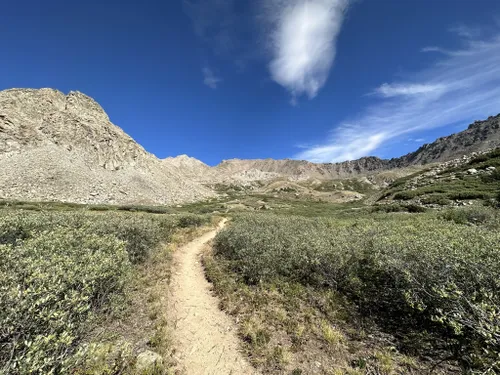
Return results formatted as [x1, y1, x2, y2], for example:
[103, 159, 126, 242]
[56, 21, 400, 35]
[371, 204, 407, 213]
[481, 170, 500, 183]
[371, 204, 426, 213]
[213, 212, 500, 372]
[440, 207, 498, 226]
[0, 209, 209, 374]
[405, 204, 427, 213]
[447, 191, 490, 200]
[177, 214, 209, 228]
[0, 211, 178, 263]
[0, 229, 130, 374]
[393, 191, 419, 200]
[420, 195, 452, 206]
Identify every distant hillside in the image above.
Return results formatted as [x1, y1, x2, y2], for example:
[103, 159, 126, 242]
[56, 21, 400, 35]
[212, 114, 500, 182]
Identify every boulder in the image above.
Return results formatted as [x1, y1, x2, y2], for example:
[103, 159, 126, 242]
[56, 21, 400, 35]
[135, 350, 163, 373]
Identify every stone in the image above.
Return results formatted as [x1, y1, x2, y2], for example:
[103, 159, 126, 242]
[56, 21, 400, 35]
[467, 168, 478, 174]
[135, 350, 163, 373]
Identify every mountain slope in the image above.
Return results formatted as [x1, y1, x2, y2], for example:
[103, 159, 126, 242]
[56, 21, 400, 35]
[0, 88, 214, 205]
[1, 87, 499, 205]
[397, 115, 500, 165]
[214, 114, 500, 182]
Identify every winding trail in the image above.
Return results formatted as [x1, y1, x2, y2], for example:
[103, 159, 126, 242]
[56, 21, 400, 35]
[168, 220, 258, 375]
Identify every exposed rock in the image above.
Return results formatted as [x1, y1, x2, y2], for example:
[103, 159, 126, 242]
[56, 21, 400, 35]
[135, 350, 163, 373]
[468, 168, 478, 175]
[0, 88, 215, 205]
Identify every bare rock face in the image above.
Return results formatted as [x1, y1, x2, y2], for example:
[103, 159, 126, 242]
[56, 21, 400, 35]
[0, 88, 214, 205]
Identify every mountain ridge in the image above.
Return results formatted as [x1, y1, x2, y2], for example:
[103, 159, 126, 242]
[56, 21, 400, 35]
[210, 114, 500, 181]
[1, 88, 499, 204]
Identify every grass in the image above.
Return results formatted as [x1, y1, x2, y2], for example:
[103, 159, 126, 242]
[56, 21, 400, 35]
[0, 199, 176, 214]
[207, 208, 500, 374]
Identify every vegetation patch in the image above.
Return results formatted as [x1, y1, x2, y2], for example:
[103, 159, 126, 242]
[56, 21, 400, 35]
[0, 209, 211, 374]
[210, 210, 500, 374]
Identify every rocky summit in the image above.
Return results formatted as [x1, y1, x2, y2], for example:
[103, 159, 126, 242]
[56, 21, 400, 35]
[0, 88, 214, 205]
[1, 88, 499, 205]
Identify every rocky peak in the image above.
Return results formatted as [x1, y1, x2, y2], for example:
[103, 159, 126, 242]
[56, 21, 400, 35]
[65, 91, 110, 122]
[0, 88, 150, 170]
[0, 88, 215, 205]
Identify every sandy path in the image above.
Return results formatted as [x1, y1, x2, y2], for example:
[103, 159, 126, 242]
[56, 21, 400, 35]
[169, 220, 259, 375]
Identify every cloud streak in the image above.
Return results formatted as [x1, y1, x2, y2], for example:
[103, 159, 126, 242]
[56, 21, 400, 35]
[297, 33, 500, 163]
[374, 83, 447, 98]
[264, 0, 349, 102]
[202, 67, 222, 89]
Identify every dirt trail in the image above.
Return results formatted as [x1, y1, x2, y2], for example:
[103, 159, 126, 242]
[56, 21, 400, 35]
[169, 220, 259, 375]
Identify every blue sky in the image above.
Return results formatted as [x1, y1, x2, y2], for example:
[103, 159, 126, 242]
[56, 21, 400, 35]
[1, 0, 500, 165]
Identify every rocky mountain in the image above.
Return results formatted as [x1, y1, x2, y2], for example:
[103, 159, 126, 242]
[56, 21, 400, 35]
[396, 115, 500, 165]
[1, 87, 499, 205]
[214, 156, 392, 181]
[0, 88, 214, 205]
[212, 114, 500, 182]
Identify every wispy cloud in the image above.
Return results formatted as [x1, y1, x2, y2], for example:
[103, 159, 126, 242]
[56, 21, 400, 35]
[449, 25, 481, 39]
[184, 0, 258, 74]
[263, 0, 350, 103]
[374, 83, 447, 98]
[202, 67, 222, 89]
[296, 32, 500, 163]
[184, 0, 237, 56]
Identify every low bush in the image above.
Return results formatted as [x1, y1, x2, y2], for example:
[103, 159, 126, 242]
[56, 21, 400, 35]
[447, 191, 491, 200]
[371, 204, 426, 213]
[0, 211, 179, 263]
[393, 190, 419, 200]
[214, 212, 500, 373]
[177, 213, 210, 228]
[371, 204, 407, 213]
[440, 207, 498, 226]
[0, 209, 209, 374]
[420, 195, 452, 206]
[481, 170, 500, 183]
[0, 229, 130, 373]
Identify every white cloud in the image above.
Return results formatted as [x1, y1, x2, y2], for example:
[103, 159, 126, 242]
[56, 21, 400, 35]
[449, 25, 481, 39]
[264, 0, 350, 102]
[202, 67, 222, 89]
[374, 83, 447, 98]
[296, 33, 500, 163]
[421, 46, 443, 53]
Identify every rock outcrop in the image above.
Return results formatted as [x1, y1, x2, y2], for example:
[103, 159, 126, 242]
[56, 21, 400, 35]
[0, 88, 214, 205]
